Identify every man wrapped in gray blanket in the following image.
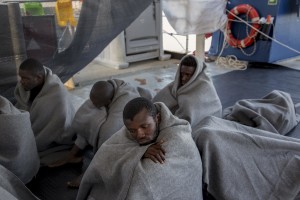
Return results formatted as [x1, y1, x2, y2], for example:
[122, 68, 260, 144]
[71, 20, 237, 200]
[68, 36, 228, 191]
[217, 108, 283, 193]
[77, 97, 203, 200]
[49, 80, 141, 188]
[152, 54, 222, 129]
[192, 90, 300, 200]
[14, 58, 76, 165]
[0, 95, 39, 184]
[193, 116, 300, 200]
[223, 90, 300, 135]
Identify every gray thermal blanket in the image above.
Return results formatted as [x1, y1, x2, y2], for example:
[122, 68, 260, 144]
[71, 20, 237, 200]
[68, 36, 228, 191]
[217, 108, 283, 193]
[73, 99, 107, 152]
[74, 79, 140, 152]
[193, 116, 300, 200]
[152, 55, 222, 129]
[223, 90, 300, 135]
[14, 68, 76, 163]
[0, 165, 40, 200]
[137, 86, 154, 100]
[77, 102, 203, 200]
[95, 79, 141, 149]
[0, 95, 39, 184]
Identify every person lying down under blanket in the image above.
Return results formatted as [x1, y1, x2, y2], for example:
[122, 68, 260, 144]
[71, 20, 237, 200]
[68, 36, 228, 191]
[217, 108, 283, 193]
[193, 90, 300, 200]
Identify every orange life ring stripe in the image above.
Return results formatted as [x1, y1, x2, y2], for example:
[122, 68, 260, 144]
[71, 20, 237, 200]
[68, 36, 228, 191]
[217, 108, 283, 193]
[226, 4, 261, 48]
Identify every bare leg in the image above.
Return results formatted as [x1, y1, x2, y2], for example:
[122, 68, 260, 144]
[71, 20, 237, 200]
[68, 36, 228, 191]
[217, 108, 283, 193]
[67, 173, 84, 189]
[48, 145, 83, 168]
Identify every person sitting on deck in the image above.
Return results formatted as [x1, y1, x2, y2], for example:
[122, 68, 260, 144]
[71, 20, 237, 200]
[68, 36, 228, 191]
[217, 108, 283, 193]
[14, 58, 76, 166]
[152, 54, 222, 129]
[0, 95, 39, 184]
[76, 97, 203, 200]
[49, 79, 141, 188]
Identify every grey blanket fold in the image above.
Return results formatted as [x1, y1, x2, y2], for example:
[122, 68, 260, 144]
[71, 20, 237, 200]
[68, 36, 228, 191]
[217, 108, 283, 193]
[14, 68, 76, 163]
[0, 165, 40, 200]
[152, 55, 222, 129]
[73, 79, 140, 152]
[0, 95, 39, 184]
[193, 116, 300, 200]
[95, 79, 141, 149]
[77, 102, 203, 200]
[73, 99, 107, 151]
[223, 90, 300, 135]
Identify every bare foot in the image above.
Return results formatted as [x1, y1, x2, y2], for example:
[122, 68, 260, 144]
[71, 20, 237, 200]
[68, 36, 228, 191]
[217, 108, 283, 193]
[67, 173, 84, 189]
[48, 155, 83, 168]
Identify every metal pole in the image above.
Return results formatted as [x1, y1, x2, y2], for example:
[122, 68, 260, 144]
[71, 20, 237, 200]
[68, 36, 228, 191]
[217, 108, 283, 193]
[195, 34, 205, 60]
[185, 35, 189, 54]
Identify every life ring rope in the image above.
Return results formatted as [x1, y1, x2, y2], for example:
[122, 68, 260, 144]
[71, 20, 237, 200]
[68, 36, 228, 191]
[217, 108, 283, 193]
[226, 4, 261, 48]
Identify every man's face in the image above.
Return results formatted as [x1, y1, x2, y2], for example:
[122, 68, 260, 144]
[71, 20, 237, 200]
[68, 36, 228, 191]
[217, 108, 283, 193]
[125, 108, 159, 145]
[180, 65, 196, 86]
[18, 69, 41, 91]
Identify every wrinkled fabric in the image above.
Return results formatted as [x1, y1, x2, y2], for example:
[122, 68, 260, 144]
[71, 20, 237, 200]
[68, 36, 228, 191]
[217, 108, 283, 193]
[153, 55, 222, 129]
[77, 102, 203, 200]
[162, 0, 227, 35]
[73, 79, 140, 152]
[1, 0, 152, 102]
[223, 90, 300, 135]
[96, 79, 141, 149]
[73, 99, 107, 151]
[193, 116, 300, 200]
[0, 95, 39, 184]
[14, 68, 75, 165]
[0, 165, 40, 200]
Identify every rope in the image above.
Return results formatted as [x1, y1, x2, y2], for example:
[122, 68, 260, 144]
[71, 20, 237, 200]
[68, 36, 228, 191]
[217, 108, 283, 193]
[239, 8, 257, 57]
[216, 55, 248, 70]
[225, 8, 300, 55]
[163, 30, 187, 52]
[216, 6, 300, 70]
[215, 19, 248, 70]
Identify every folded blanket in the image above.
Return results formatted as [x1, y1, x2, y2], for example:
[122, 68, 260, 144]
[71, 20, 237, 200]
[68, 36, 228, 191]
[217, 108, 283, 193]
[0, 165, 40, 200]
[0, 95, 39, 184]
[152, 55, 222, 128]
[193, 116, 300, 200]
[77, 102, 203, 200]
[223, 90, 300, 135]
[14, 68, 76, 163]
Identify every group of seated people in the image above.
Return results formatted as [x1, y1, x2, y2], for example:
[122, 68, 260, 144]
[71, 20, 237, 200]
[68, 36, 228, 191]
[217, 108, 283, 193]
[1, 55, 300, 200]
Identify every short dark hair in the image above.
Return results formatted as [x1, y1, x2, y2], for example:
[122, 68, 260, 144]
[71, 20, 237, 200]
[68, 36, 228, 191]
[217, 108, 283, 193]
[90, 81, 114, 99]
[123, 97, 158, 121]
[19, 58, 45, 76]
[180, 55, 197, 68]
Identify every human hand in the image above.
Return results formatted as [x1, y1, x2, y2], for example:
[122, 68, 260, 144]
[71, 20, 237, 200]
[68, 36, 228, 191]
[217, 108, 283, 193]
[142, 140, 165, 164]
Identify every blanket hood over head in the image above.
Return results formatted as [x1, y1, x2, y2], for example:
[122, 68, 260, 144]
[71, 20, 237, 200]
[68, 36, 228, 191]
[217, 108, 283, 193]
[153, 54, 222, 128]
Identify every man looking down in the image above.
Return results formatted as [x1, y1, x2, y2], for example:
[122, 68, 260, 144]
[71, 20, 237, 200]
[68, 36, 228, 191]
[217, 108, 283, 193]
[77, 97, 203, 200]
